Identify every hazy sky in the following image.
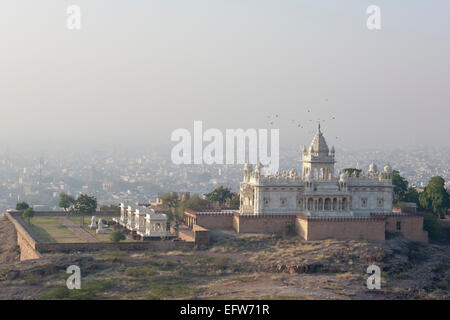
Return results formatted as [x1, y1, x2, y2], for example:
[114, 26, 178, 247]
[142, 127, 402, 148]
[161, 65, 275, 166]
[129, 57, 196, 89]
[1, 1, 449, 152]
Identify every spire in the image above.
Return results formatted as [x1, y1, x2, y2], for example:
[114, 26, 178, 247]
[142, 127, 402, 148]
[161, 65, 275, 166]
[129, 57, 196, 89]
[309, 123, 329, 155]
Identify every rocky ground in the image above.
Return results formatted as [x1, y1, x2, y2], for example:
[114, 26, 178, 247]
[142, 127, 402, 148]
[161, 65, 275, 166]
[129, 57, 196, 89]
[0, 216, 449, 300]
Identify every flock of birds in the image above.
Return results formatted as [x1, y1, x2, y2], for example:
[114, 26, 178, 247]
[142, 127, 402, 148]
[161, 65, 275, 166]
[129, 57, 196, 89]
[266, 100, 339, 140]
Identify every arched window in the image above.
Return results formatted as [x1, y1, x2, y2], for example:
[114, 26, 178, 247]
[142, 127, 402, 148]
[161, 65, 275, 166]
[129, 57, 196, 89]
[333, 198, 337, 210]
[308, 198, 314, 210]
[324, 198, 331, 210]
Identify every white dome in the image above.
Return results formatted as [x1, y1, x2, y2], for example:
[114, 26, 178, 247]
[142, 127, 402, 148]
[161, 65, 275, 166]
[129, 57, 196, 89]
[383, 164, 392, 173]
[369, 162, 378, 173]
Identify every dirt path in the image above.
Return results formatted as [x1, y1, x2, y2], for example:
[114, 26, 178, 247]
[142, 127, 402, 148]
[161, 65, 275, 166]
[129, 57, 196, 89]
[57, 217, 99, 243]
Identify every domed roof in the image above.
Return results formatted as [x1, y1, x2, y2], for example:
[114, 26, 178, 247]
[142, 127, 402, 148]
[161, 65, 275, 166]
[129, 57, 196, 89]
[309, 123, 329, 155]
[369, 162, 378, 173]
[383, 164, 392, 173]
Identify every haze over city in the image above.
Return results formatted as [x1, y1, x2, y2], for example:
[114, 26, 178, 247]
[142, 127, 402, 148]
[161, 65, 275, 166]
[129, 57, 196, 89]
[1, 0, 449, 151]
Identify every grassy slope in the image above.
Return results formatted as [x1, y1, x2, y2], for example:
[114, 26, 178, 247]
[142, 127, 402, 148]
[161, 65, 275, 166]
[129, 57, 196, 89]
[0, 230, 448, 300]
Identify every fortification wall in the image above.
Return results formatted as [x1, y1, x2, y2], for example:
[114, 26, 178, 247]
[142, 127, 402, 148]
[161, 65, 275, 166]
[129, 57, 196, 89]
[196, 214, 234, 229]
[295, 217, 308, 240]
[35, 241, 193, 253]
[7, 210, 119, 217]
[5, 213, 41, 261]
[234, 214, 296, 233]
[385, 215, 428, 243]
[299, 216, 385, 241]
[193, 224, 210, 246]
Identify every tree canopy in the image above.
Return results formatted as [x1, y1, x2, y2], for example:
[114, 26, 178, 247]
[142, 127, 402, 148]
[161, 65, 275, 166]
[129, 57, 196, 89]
[161, 193, 180, 209]
[16, 202, 30, 211]
[110, 230, 126, 242]
[392, 170, 409, 204]
[204, 186, 234, 204]
[419, 176, 449, 218]
[73, 194, 97, 214]
[59, 193, 75, 212]
[22, 208, 35, 224]
[174, 195, 210, 223]
[226, 192, 240, 209]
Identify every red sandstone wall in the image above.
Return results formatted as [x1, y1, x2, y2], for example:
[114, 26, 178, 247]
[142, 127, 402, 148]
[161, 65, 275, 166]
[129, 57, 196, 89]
[235, 215, 296, 233]
[6, 213, 41, 261]
[386, 215, 428, 243]
[193, 224, 210, 246]
[36, 241, 193, 253]
[196, 214, 234, 229]
[7, 210, 119, 217]
[295, 217, 308, 240]
[303, 217, 385, 241]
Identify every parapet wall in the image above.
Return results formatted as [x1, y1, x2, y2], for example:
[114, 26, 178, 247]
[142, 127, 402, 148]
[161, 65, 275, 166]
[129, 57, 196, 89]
[7, 210, 119, 217]
[385, 214, 428, 243]
[6, 211, 193, 260]
[196, 213, 234, 229]
[185, 209, 235, 230]
[234, 214, 296, 233]
[36, 241, 193, 253]
[5, 212, 41, 261]
[296, 216, 386, 241]
[192, 224, 210, 246]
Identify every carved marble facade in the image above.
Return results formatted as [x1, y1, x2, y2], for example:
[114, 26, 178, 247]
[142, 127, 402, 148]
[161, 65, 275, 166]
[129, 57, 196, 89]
[239, 125, 393, 217]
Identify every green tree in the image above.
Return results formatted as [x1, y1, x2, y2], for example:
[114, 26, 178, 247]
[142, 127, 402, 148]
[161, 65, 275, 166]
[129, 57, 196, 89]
[402, 187, 420, 205]
[226, 192, 240, 208]
[423, 213, 443, 242]
[110, 230, 126, 242]
[419, 176, 449, 218]
[16, 202, 30, 211]
[70, 194, 97, 227]
[59, 193, 75, 212]
[161, 193, 181, 223]
[176, 195, 210, 223]
[22, 208, 35, 225]
[161, 193, 180, 210]
[392, 170, 408, 204]
[205, 186, 233, 204]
